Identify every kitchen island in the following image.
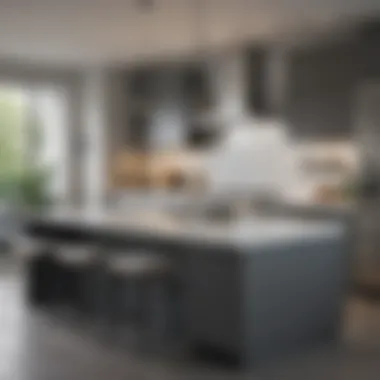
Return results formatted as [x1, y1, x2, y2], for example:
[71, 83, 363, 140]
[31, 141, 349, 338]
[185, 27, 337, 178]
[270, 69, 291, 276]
[23, 208, 348, 368]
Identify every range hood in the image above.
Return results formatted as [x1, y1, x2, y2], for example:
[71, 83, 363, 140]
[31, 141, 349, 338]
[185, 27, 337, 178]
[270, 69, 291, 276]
[204, 118, 300, 199]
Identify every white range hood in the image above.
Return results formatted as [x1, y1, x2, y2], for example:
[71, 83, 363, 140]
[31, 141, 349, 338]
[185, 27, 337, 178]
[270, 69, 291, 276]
[205, 118, 301, 200]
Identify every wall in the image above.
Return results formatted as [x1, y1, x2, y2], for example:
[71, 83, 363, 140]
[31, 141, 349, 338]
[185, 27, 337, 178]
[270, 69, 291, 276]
[88, 27, 380, 200]
[211, 49, 247, 121]
[81, 68, 136, 205]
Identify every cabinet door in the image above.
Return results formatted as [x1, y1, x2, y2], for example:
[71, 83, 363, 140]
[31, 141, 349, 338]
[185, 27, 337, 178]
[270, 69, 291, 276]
[356, 83, 380, 285]
[182, 245, 242, 353]
[356, 203, 380, 282]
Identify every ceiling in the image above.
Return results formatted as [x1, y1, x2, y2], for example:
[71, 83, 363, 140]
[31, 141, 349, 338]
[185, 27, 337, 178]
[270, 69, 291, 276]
[0, 0, 379, 66]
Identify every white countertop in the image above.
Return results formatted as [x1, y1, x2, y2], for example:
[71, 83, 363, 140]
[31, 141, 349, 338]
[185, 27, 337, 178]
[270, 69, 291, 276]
[28, 207, 345, 249]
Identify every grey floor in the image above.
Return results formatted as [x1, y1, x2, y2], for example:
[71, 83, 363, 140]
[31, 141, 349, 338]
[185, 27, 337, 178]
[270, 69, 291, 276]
[2, 259, 380, 380]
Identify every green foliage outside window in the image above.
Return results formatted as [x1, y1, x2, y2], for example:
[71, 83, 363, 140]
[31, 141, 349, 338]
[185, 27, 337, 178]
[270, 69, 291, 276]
[0, 89, 51, 210]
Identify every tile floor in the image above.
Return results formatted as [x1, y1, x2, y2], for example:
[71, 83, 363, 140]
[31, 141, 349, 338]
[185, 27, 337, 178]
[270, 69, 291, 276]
[1, 257, 380, 380]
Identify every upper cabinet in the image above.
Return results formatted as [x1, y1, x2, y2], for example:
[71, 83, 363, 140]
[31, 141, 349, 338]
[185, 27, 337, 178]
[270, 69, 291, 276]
[125, 66, 158, 150]
[284, 42, 358, 140]
[182, 64, 213, 113]
[128, 66, 158, 105]
[125, 61, 214, 151]
[181, 63, 218, 150]
[245, 47, 269, 117]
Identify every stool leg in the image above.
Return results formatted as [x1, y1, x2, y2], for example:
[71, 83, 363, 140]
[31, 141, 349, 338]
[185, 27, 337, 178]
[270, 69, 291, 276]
[81, 265, 100, 316]
[49, 259, 65, 308]
[129, 279, 148, 352]
[147, 279, 184, 354]
[26, 256, 54, 307]
[150, 280, 169, 342]
[124, 278, 137, 324]
[75, 267, 93, 315]
[61, 265, 74, 308]
[90, 271, 121, 341]
[65, 266, 89, 318]
[97, 275, 178, 353]
[167, 280, 183, 341]
[133, 279, 171, 353]
[53, 265, 80, 317]
[25, 256, 44, 306]
[91, 267, 109, 324]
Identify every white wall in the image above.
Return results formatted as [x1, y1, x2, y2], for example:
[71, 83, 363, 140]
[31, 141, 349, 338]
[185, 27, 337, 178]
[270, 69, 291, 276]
[83, 69, 109, 208]
[211, 49, 247, 122]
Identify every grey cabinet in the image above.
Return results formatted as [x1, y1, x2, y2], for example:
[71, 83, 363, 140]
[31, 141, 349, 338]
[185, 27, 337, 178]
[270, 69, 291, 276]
[356, 83, 380, 290]
[183, 245, 242, 355]
[183, 236, 347, 367]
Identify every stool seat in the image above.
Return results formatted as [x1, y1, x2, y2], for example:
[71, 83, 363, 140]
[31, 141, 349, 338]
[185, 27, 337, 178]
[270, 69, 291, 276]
[13, 235, 54, 260]
[55, 246, 96, 267]
[107, 253, 171, 277]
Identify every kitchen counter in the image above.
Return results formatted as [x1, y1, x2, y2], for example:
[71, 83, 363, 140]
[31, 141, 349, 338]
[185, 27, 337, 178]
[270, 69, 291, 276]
[26, 207, 344, 249]
[271, 200, 356, 219]
[23, 207, 349, 368]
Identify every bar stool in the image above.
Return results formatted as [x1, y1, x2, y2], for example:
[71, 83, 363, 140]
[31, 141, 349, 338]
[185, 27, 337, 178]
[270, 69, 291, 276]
[105, 251, 174, 351]
[53, 244, 100, 318]
[12, 234, 58, 307]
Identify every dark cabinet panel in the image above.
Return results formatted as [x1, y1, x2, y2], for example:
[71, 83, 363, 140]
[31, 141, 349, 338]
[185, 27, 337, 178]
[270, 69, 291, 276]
[284, 41, 358, 140]
[128, 66, 159, 103]
[182, 245, 243, 353]
[245, 47, 269, 116]
[182, 65, 213, 111]
[125, 61, 214, 150]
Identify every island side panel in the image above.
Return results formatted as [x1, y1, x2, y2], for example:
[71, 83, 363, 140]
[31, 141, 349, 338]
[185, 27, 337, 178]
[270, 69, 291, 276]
[242, 233, 348, 366]
[182, 243, 244, 359]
